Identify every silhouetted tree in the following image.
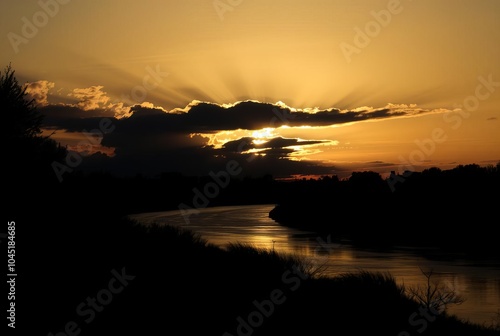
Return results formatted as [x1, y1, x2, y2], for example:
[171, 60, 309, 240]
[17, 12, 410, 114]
[407, 268, 464, 314]
[348, 171, 389, 195]
[1, 64, 66, 186]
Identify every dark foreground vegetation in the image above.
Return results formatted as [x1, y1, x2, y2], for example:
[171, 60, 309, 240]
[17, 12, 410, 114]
[14, 204, 500, 335]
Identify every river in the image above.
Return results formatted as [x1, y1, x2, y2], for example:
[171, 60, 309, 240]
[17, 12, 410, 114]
[129, 204, 500, 326]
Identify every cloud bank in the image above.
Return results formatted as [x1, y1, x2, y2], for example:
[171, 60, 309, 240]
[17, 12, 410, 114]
[35, 86, 453, 178]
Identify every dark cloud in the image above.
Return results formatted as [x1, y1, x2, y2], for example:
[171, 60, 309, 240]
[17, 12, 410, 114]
[39, 100, 451, 178]
[40, 105, 113, 129]
[257, 137, 327, 149]
[42, 100, 448, 132]
[79, 147, 335, 179]
[93, 118, 333, 177]
[167, 101, 419, 130]
[258, 147, 296, 158]
[221, 137, 327, 153]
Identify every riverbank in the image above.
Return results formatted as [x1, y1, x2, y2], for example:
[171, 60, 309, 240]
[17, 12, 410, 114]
[129, 204, 500, 325]
[268, 165, 500, 258]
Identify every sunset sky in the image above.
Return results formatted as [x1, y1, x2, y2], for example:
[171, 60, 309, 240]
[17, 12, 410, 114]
[1, 0, 499, 178]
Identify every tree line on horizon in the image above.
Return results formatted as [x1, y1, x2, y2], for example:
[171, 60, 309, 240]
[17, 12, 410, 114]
[269, 163, 500, 256]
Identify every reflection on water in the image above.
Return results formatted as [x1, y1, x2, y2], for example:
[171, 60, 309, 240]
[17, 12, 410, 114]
[130, 204, 500, 326]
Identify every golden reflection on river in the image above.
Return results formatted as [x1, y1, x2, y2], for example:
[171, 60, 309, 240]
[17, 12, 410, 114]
[130, 204, 500, 326]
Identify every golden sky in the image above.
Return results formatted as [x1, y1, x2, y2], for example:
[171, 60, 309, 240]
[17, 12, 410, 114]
[1, 0, 499, 177]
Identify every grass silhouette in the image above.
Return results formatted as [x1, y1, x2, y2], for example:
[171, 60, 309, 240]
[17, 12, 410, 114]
[18, 204, 499, 336]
